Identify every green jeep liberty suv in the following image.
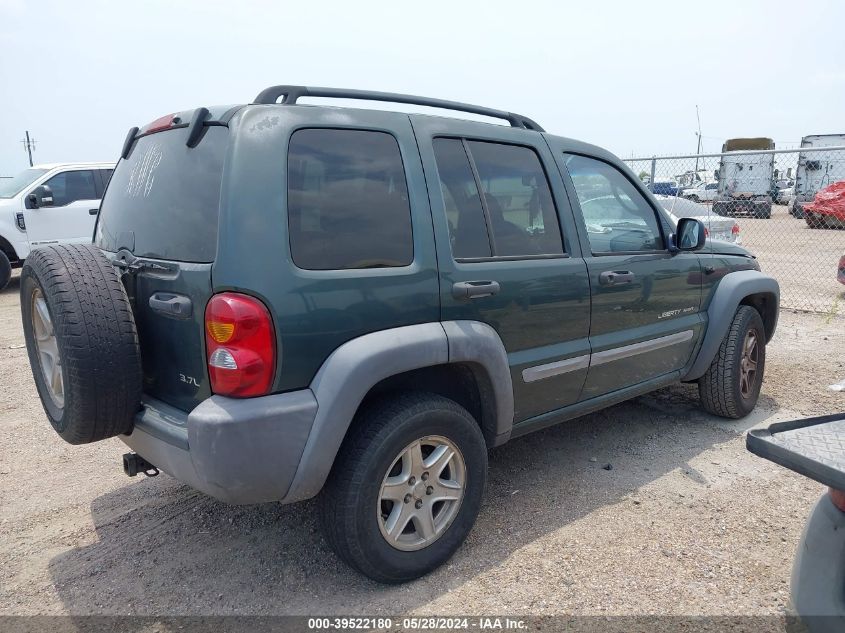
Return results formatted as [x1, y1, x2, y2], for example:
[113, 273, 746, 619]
[21, 86, 779, 583]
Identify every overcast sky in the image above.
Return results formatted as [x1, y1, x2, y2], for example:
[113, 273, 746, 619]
[1, 0, 843, 175]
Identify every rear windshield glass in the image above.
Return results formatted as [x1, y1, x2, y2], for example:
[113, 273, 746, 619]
[95, 126, 227, 262]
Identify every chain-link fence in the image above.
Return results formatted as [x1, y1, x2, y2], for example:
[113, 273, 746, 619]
[624, 145, 845, 315]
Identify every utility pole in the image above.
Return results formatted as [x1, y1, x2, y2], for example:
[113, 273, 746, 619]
[22, 131, 36, 167]
[694, 106, 702, 175]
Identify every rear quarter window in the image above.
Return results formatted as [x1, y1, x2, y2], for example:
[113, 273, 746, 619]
[287, 128, 413, 270]
[95, 126, 228, 263]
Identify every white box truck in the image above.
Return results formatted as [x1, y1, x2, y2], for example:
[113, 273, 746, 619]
[713, 138, 776, 219]
[790, 133, 845, 218]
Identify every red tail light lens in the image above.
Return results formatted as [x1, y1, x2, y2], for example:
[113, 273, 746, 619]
[830, 488, 845, 512]
[703, 227, 710, 237]
[205, 293, 275, 397]
[732, 224, 741, 234]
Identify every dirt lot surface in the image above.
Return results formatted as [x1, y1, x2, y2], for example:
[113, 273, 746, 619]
[1, 268, 843, 620]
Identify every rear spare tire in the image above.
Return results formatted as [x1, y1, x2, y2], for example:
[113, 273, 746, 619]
[20, 244, 142, 444]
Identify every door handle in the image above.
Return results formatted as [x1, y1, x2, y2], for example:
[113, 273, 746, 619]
[599, 270, 636, 286]
[452, 280, 501, 300]
[89, 208, 99, 215]
[149, 292, 193, 318]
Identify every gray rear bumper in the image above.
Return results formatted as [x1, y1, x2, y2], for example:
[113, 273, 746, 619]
[121, 391, 317, 504]
[791, 493, 845, 632]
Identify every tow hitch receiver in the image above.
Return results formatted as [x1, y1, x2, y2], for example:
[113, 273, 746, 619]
[123, 452, 159, 477]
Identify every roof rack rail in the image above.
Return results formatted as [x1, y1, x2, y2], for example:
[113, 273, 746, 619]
[252, 85, 545, 132]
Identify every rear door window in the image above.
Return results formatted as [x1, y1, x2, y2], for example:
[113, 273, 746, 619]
[95, 126, 227, 262]
[467, 141, 564, 257]
[432, 138, 564, 259]
[287, 128, 413, 270]
[431, 138, 491, 259]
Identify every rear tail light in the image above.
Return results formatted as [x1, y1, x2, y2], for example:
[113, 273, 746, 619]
[732, 224, 741, 234]
[205, 293, 275, 397]
[703, 227, 710, 237]
[830, 488, 845, 512]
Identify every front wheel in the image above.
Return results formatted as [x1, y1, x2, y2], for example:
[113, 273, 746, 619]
[318, 392, 488, 583]
[698, 305, 766, 419]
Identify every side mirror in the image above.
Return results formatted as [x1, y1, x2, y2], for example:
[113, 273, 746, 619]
[27, 185, 54, 209]
[674, 218, 706, 251]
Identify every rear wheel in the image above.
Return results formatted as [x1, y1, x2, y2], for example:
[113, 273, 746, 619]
[698, 306, 766, 419]
[20, 244, 142, 444]
[319, 392, 487, 583]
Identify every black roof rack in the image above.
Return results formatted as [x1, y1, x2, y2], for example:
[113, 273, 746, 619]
[252, 85, 544, 132]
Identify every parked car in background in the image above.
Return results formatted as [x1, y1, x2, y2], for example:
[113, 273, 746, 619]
[681, 181, 718, 203]
[0, 162, 115, 290]
[748, 413, 845, 633]
[651, 180, 680, 196]
[657, 195, 742, 244]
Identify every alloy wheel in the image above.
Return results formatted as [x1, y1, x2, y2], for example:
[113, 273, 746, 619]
[377, 435, 466, 551]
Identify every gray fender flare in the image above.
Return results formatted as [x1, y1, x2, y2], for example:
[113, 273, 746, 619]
[282, 320, 513, 503]
[683, 270, 779, 381]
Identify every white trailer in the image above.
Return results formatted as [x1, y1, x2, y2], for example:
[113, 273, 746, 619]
[713, 138, 776, 219]
[790, 133, 845, 218]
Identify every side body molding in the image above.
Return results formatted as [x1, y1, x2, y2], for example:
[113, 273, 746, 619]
[683, 270, 780, 381]
[282, 320, 514, 503]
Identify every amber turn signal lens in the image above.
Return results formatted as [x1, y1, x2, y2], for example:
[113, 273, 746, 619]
[207, 321, 235, 343]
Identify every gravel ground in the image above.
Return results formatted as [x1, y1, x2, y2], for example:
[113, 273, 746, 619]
[1, 268, 843, 620]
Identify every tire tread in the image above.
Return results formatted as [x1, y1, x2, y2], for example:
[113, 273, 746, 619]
[21, 244, 141, 444]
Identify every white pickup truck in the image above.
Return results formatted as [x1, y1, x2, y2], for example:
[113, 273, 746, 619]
[0, 162, 114, 290]
[681, 181, 719, 203]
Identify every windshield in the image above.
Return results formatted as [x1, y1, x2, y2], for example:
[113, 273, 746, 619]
[0, 168, 48, 198]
